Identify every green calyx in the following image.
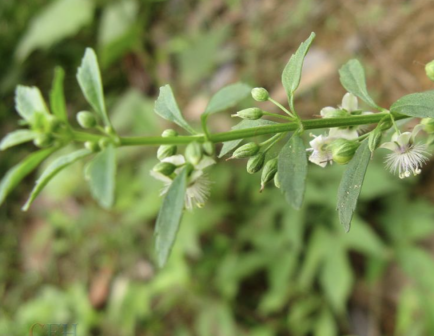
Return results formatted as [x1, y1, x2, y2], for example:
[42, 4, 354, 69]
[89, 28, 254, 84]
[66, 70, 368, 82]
[153, 162, 177, 176]
[425, 60, 434, 82]
[251, 87, 269, 102]
[247, 152, 265, 174]
[421, 118, 434, 133]
[162, 129, 178, 137]
[329, 138, 359, 165]
[232, 108, 263, 120]
[260, 158, 278, 191]
[77, 111, 97, 129]
[185, 142, 203, 165]
[157, 145, 177, 160]
[230, 142, 260, 159]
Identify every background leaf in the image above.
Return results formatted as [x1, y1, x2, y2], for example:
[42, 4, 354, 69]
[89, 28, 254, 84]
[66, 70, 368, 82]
[154, 85, 196, 134]
[0, 130, 36, 151]
[390, 91, 434, 118]
[339, 59, 381, 109]
[15, 86, 49, 122]
[336, 139, 371, 232]
[154, 167, 188, 268]
[22, 148, 92, 211]
[278, 134, 307, 210]
[49, 67, 68, 122]
[203, 83, 251, 116]
[85, 144, 116, 209]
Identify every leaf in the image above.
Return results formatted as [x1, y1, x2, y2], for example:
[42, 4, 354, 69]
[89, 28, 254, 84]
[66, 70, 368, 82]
[203, 83, 251, 116]
[85, 145, 116, 209]
[15, 0, 94, 61]
[50, 67, 68, 122]
[313, 308, 338, 336]
[77, 48, 110, 126]
[154, 167, 188, 268]
[0, 148, 56, 206]
[218, 119, 277, 158]
[281, 32, 315, 97]
[278, 134, 307, 210]
[339, 59, 381, 109]
[390, 91, 434, 118]
[0, 130, 36, 151]
[22, 148, 92, 211]
[15, 86, 49, 122]
[336, 139, 371, 232]
[154, 85, 196, 134]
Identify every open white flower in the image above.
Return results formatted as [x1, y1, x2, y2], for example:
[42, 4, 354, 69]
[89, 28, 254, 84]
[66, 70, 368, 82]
[380, 127, 429, 179]
[151, 155, 215, 210]
[306, 134, 333, 168]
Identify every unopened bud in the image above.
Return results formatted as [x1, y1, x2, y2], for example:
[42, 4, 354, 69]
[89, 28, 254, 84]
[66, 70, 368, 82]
[320, 108, 349, 119]
[251, 88, 269, 102]
[33, 134, 53, 148]
[162, 129, 178, 137]
[368, 130, 382, 153]
[230, 142, 260, 159]
[77, 111, 97, 129]
[274, 171, 281, 189]
[260, 158, 278, 191]
[202, 141, 215, 156]
[232, 108, 263, 120]
[247, 152, 265, 174]
[157, 145, 177, 160]
[377, 117, 393, 131]
[185, 142, 203, 165]
[99, 138, 111, 149]
[425, 60, 434, 82]
[85, 141, 99, 152]
[153, 162, 176, 176]
[329, 139, 359, 165]
[421, 118, 434, 133]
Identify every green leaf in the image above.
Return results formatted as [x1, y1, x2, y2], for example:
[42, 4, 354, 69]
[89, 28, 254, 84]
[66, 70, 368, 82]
[218, 119, 277, 158]
[22, 148, 92, 211]
[15, 85, 49, 122]
[154, 85, 196, 134]
[0, 130, 36, 151]
[281, 32, 315, 97]
[278, 134, 307, 210]
[390, 91, 434, 118]
[336, 139, 371, 232]
[203, 83, 251, 116]
[0, 148, 56, 206]
[85, 145, 116, 209]
[154, 167, 188, 268]
[339, 59, 381, 109]
[313, 308, 338, 336]
[50, 67, 68, 122]
[77, 48, 110, 126]
[15, 0, 94, 61]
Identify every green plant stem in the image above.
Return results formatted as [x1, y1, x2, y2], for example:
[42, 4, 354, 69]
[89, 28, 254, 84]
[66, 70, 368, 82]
[262, 111, 293, 121]
[268, 97, 295, 118]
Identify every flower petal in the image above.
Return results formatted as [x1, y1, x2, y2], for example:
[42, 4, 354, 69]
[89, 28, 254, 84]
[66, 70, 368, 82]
[380, 141, 399, 152]
[162, 154, 185, 165]
[342, 93, 358, 112]
[320, 106, 336, 117]
[396, 132, 412, 147]
[195, 156, 215, 170]
[329, 127, 359, 140]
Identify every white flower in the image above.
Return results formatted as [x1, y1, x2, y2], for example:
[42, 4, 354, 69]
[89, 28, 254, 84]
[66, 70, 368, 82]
[329, 127, 359, 140]
[306, 134, 333, 168]
[151, 155, 215, 210]
[380, 126, 429, 179]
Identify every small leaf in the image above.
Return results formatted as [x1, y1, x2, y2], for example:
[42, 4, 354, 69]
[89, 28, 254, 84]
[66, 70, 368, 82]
[77, 48, 110, 126]
[85, 144, 116, 209]
[218, 119, 277, 158]
[0, 130, 36, 151]
[50, 67, 68, 122]
[339, 59, 381, 109]
[154, 167, 188, 268]
[0, 148, 56, 206]
[336, 139, 371, 232]
[154, 85, 196, 134]
[203, 82, 251, 116]
[278, 134, 307, 210]
[390, 91, 434, 118]
[15, 85, 49, 122]
[282, 32, 315, 97]
[22, 148, 92, 211]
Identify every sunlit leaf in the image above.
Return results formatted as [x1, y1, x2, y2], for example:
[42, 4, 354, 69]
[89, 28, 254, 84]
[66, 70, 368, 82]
[50, 67, 68, 122]
[203, 83, 251, 116]
[15, 86, 49, 122]
[0, 130, 36, 151]
[391, 91, 434, 118]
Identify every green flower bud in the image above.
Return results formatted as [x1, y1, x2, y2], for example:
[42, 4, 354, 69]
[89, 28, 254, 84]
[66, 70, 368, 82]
[321, 108, 349, 119]
[231, 142, 260, 159]
[368, 129, 382, 153]
[274, 171, 281, 189]
[99, 138, 111, 149]
[251, 88, 269, 102]
[260, 158, 278, 191]
[425, 60, 434, 82]
[153, 162, 176, 176]
[247, 152, 265, 174]
[421, 118, 434, 133]
[377, 117, 393, 131]
[77, 111, 97, 129]
[202, 141, 215, 156]
[33, 133, 53, 148]
[105, 126, 116, 136]
[157, 145, 177, 160]
[185, 142, 203, 165]
[162, 129, 178, 137]
[84, 141, 99, 152]
[329, 139, 359, 165]
[232, 108, 263, 120]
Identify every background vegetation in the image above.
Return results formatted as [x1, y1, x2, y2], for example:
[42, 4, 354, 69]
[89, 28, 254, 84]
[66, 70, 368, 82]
[1, 0, 434, 335]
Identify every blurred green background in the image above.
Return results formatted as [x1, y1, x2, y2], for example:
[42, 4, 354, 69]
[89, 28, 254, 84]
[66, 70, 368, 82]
[1, 0, 434, 335]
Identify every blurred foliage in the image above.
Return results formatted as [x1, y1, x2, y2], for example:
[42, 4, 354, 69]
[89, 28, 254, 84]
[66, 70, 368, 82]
[1, 0, 434, 335]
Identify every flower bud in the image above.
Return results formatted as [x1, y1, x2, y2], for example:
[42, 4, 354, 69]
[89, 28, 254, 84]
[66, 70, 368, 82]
[425, 60, 434, 82]
[247, 152, 265, 174]
[232, 108, 263, 120]
[260, 158, 278, 191]
[377, 117, 393, 131]
[105, 126, 116, 136]
[162, 129, 178, 137]
[85, 141, 100, 152]
[230, 142, 260, 159]
[33, 134, 53, 148]
[157, 145, 177, 160]
[251, 88, 269, 102]
[421, 118, 434, 133]
[153, 162, 176, 176]
[77, 111, 97, 129]
[368, 129, 382, 153]
[329, 139, 359, 165]
[274, 172, 281, 189]
[202, 141, 215, 156]
[185, 142, 203, 165]
[320, 108, 348, 119]
[99, 138, 111, 149]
